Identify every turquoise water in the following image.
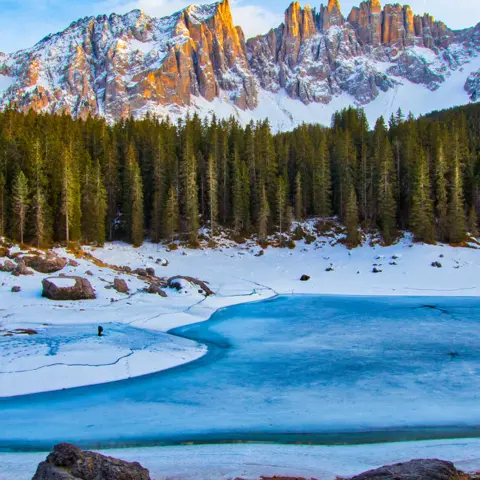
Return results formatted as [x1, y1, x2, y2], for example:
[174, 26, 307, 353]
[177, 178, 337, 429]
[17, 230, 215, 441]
[1, 295, 480, 451]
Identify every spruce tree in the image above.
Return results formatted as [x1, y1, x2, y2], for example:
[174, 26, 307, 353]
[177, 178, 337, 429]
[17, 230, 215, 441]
[208, 153, 218, 235]
[277, 176, 288, 235]
[410, 149, 435, 243]
[60, 146, 81, 244]
[344, 184, 359, 246]
[258, 185, 270, 241]
[313, 137, 331, 217]
[124, 143, 144, 246]
[186, 152, 199, 243]
[435, 143, 448, 242]
[468, 206, 478, 237]
[377, 139, 397, 245]
[447, 151, 467, 243]
[164, 184, 179, 242]
[294, 171, 303, 220]
[91, 159, 107, 245]
[150, 136, 165, 243]
[31, 139, 50, 248]
[12, 170, 29, 244]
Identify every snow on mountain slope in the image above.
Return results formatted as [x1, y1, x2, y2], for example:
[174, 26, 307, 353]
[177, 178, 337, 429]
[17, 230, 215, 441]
[0, 0, 479, 128]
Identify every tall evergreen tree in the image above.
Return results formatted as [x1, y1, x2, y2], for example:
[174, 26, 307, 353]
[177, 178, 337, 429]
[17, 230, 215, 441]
[448, 148, 467, 243]
[435, 142, 449, 242]
[410, 148, 435, 243]
[164, 184, 179, 242]
[344, 184, 359, 246]
[12, 170, 29, 244]
[258, 185, 270, 241]
[377, 139, 397, 244]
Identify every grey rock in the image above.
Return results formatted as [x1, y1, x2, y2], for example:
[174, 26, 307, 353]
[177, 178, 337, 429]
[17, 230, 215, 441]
[42, 277, 96, 300]
[12, 261, 34, 276]
[11, 286, 21, 293]
[350, 459, 459, 480]
[32, 442, 151, 480]
[146, 284, 168, 297]
[22, 254, 67, 274]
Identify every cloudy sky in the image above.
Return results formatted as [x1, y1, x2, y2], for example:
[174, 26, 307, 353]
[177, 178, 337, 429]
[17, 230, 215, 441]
[0, 0, 478, 53]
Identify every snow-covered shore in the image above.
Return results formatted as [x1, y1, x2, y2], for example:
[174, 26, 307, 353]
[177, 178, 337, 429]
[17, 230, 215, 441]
[2, 438, 480, 480]
[1, 223, 480, 397]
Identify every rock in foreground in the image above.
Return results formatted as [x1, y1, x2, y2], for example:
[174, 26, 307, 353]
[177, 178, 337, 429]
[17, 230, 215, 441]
[42, 277, 96, 300]
[350, 459, 460, 480]
[32, 443, 151, 480]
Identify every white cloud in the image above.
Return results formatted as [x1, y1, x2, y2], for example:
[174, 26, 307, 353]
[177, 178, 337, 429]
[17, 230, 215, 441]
[230, 1, 283, 38]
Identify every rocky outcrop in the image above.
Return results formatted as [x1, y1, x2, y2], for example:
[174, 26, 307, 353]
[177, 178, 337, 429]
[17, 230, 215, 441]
[349, 459, 460, 480]
[22, 254, 67, 274]
[168, 275, 214, 296]
[465, 69, 480, 100]
[32, 442, 151, 480]
[42, 276, 96, 300]
[12, 261, 34, 276]
[0, 259, 16, 272]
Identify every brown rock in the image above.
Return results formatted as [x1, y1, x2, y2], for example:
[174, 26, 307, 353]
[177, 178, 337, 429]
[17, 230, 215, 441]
[167, 275, 214, 296]
[350, 459, 460, 480]
[42, 276, 96, 300]
[0, 259, 16, 272]
[32, 442, 151, 480]
[113, 278, 129, 294]
[12, 261, 34, 276]
[146, 284, 167, 297]
[22, 254, 67, 274]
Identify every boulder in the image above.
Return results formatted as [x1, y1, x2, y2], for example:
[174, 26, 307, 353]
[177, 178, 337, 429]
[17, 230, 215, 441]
[167, 276, 214, 296]
[42, 277, 96, 300]
[146, 284, 168, 297]
[300, 275, 310, 282]
[0, 259, 16, 272]
[133, 268, 148, 277]
[113, 278, 129, 294]
[350, 459, 460, 480]
[11, 286, 21, 293]
[32, 442, 151, 480]
[68, 259, 80, 267]
[12, 261, 34, 276]
[146, 267, 155, 277]
[22, 254, 67, 274]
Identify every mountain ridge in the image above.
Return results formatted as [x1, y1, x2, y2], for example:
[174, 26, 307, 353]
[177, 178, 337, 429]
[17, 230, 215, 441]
[0, 0, 479, 128]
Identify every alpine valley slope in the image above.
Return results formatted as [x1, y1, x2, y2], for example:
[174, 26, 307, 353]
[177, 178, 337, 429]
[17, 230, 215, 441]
[0, 0, 480, 129]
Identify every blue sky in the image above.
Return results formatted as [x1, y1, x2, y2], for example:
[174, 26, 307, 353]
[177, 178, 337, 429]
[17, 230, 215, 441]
[0, 0, 478, 53]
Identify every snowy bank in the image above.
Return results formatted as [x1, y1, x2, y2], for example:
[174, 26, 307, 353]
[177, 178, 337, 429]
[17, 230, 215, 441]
[1, 223, 480, 397]
[2, 438, 480, 480]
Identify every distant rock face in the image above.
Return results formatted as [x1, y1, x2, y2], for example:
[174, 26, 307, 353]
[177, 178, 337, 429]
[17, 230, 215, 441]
[350, 459, 460, 480]
[42, 276, 96, 300]
[465, 69, 480, 100]
[32, 443, 151, 480]
[0, 0, 478, 120]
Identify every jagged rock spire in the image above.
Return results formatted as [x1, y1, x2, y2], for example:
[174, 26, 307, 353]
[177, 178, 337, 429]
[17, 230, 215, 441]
[320, 0, 344, 31]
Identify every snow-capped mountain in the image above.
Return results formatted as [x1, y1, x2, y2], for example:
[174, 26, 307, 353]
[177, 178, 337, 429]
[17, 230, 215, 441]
[0, 0, 480, 129]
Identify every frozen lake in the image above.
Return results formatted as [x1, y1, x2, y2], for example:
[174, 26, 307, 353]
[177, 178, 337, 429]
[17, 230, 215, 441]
[1, 295, 480, 451]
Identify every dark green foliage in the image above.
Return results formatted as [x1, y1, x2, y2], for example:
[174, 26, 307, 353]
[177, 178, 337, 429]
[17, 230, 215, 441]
[0, 103, 478, 248]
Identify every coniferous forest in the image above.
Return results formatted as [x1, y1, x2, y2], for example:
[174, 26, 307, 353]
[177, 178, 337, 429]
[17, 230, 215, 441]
[1, 103, 480, 248]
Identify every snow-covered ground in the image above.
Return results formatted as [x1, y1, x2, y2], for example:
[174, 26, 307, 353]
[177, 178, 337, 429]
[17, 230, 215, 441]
[2, 438, 480, 480]
[1, 222, 480, 397]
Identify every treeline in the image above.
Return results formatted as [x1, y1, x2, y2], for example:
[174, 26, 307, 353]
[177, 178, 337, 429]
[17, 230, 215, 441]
[0, 104, 479, 248]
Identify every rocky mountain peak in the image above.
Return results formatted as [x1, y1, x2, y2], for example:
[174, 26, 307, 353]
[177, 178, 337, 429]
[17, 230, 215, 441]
[0, 0, 477, 126]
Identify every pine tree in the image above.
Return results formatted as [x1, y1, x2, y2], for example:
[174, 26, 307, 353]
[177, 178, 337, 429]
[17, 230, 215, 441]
[207, 153, 218, 235]
[31, 139, 50, 248]
[447, 149, 467, 243]
[377, 139, 397, 245]
[410, 149, 435, 243]
[258, 185, 270, 241]
[435, 143, 448, 242]
[150, 136, 165, 243]
[124, 143, 144, 246]
[344, 184, 359, 246]
[60, 146, 81, 244]
[104, 142, 118, 241]
[294, 171, 303, 220]
[277, 176, 288, 235]
[164, 184, 179, 242]
[313, 137, 331, 217]
[185, 152, 199, 243]
[91, 160, 107, 245]
[12, 170, 29, 244]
